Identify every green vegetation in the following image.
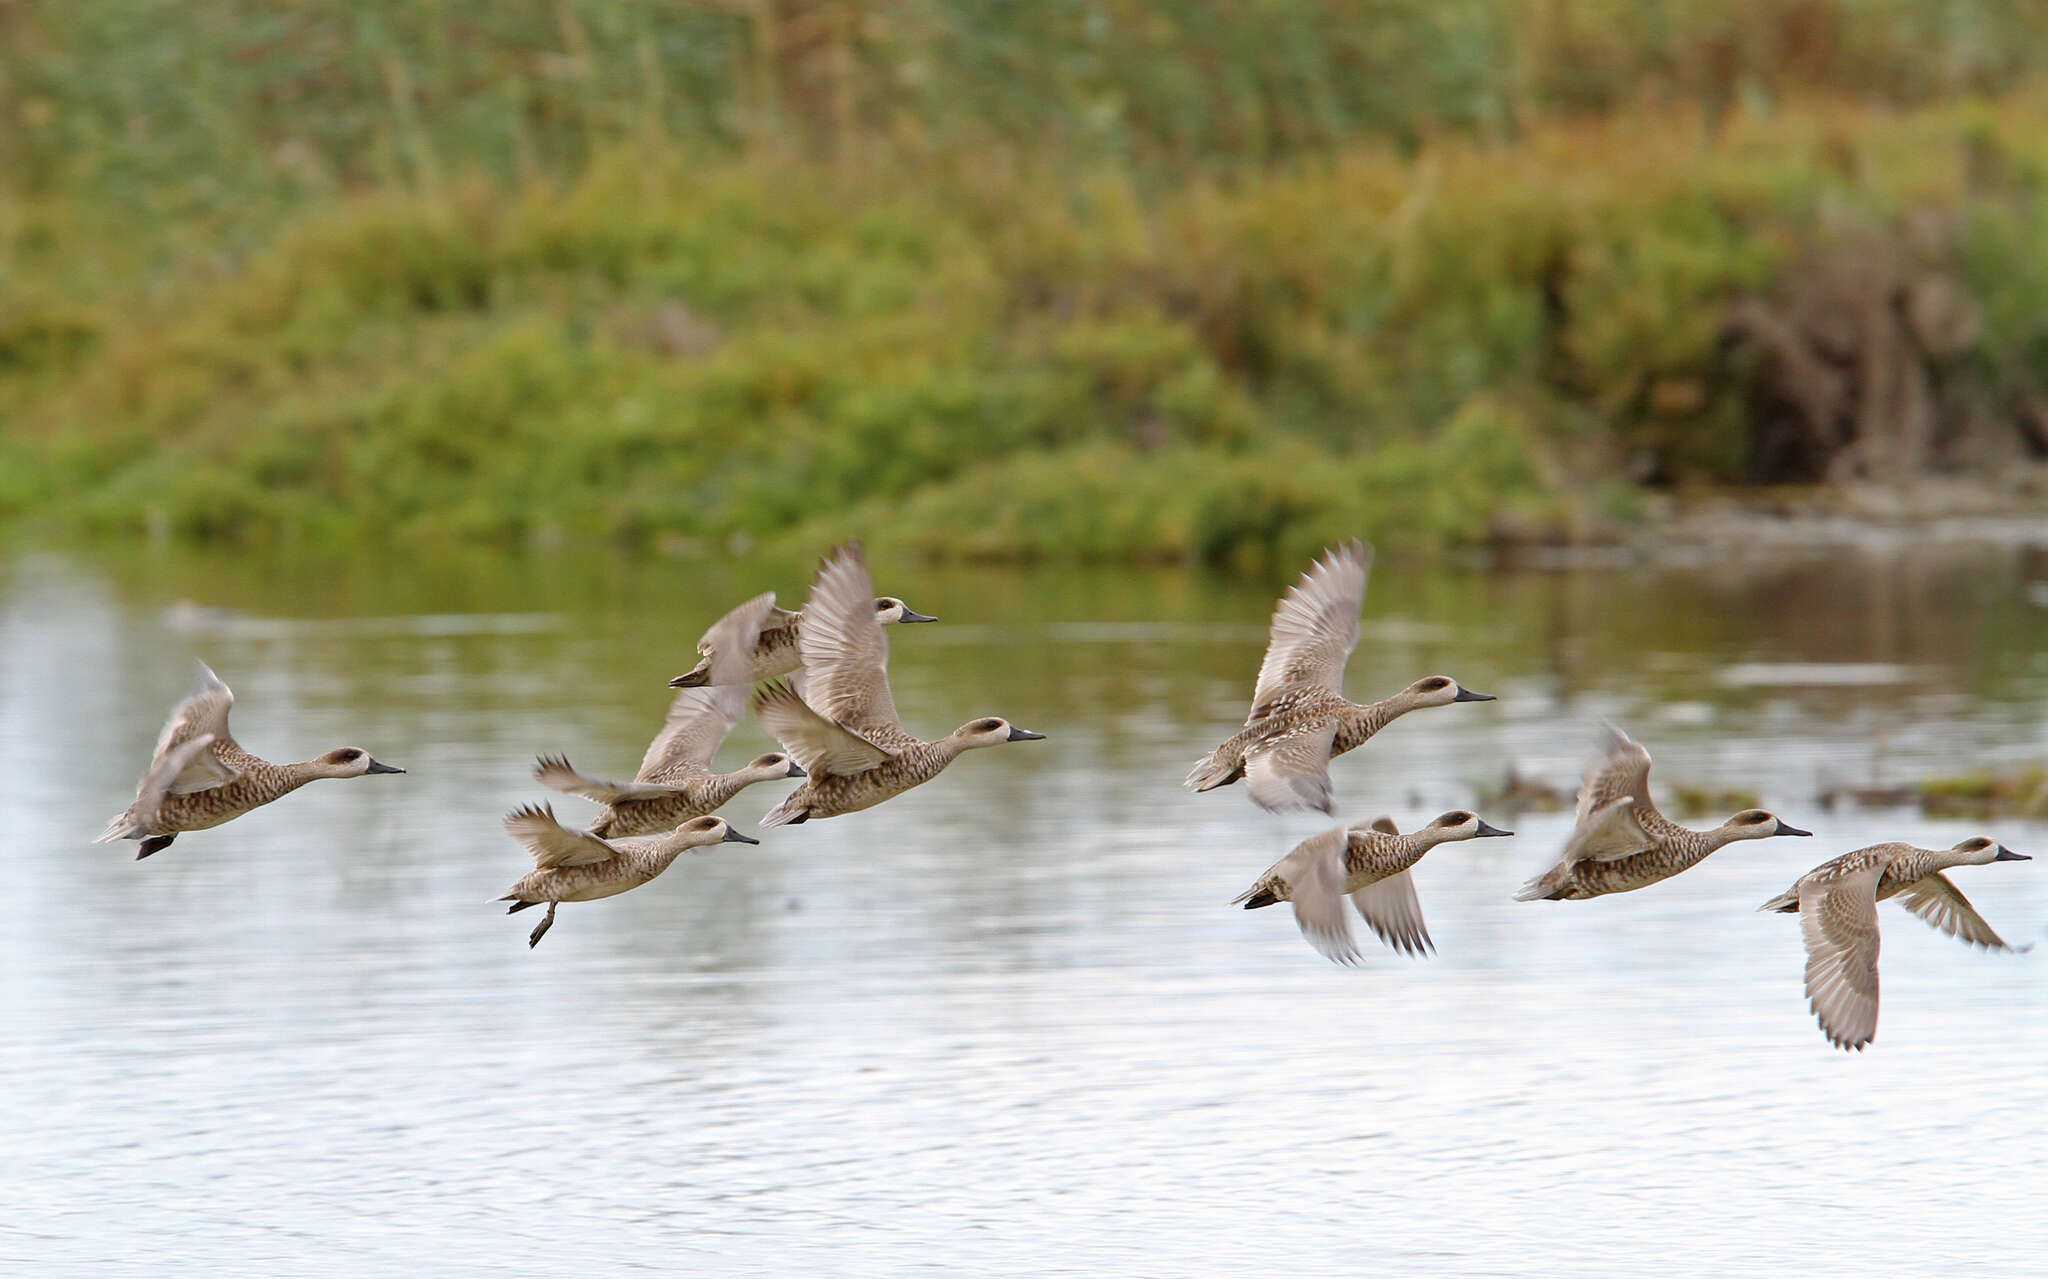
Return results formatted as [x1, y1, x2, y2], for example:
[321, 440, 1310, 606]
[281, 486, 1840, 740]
[1918, 768, 2048, 820]
[7, 3, 2048, 561]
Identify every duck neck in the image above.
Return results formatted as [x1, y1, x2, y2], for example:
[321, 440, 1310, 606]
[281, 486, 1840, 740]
[1335, 695, 1407, 752]
[276, 760, 331, 792]
[702, 771, 758, 810]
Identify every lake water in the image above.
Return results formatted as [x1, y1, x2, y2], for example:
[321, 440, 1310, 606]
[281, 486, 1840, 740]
[4, 540, 2046, 1276]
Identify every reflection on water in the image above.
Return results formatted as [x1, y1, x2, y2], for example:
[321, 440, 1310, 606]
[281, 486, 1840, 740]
[3, 542, 2046, 1276]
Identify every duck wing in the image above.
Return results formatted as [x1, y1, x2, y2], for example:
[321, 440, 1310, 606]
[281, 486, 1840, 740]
[534, 755, 688, 805]
[1799, 869, 1884, 1050]
[150, 661, 242, 795]
[798, 544, 907, 744]
[1278, 826, 1364, 966]
[503, 803, 620, 869]
[753, 681, 893, 778]
[1560, 796, 1653, 864]
[1563, 726, 1660, 860]
[638, 594, 776, 777]
[1351, 867, 1433, 957]
[1244, 725, 1338, 815]
[1248, 541, 1370, 721]
[1892, 872, 2019, 952]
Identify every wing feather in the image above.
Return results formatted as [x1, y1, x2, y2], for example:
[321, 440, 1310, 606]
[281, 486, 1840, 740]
[1351, 868, 1434, 957]
[503, 803, 620, 869]
[151, 661, 240, 794]
[1799, 871, 1883, 1050]
[1249, 542, 1371, 718]
[1893, 872, 2016, 952]
[1244, 726, 1338, 814]
[1280, 827, 1363, 966]
[798, 544, 906, 742]
[753, 681, 893, 778]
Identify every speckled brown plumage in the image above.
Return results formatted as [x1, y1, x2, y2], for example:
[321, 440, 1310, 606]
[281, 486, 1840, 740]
[95, 662, 403, 859]
[1514, 726, 1808, 901]
[1185, 542, 1492, 813]
[1233, 812, 1513, 965]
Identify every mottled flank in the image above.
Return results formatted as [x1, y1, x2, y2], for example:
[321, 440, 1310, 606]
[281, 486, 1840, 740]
[1232, 812, 1512, 965]
[94, 661, 403, 858]
[1514, 725, 1808, 901]
[751, 544, 1040, 825]
[1186, 542, 1493, 813]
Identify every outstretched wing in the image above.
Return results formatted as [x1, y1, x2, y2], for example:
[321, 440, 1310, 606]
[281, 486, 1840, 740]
[1244, 726, 1338, 814]
[1560, 796, 1652, 864]
[1279, 826, 1364, 966]
[637, 686, 748, 780]
[1892, 872, 2018, 952]
[753, 681, 893, 778]
[1249, 541, 1371, 720]
[503, 803, 620, 869]
[1800, 871, 1884, 1050]
[1573, 725, 1655, 824]
[1352, 869, 1434, 957]
[149, 661, 242, 795]
[799, 544, 907, 743]
[534, 755, 687, 805]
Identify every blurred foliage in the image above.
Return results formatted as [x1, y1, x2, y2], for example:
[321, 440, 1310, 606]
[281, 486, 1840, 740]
[5, 2, 2048, 558]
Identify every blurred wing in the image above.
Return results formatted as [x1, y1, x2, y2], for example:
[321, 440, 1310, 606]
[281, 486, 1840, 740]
[535, 755, 685, 805]
[1283, 828, 1363, 966]
[698, 591, 778, 690]
[754, 681, 893, 778]
[1249, 541, 1371, 718]
[115, 733, 219, 835]
[703, 603, 800, 656]
[637, 685, 747, 779]
[1560, 797, 1652, 864]
[799, 544, 904, 741]
[1368, 816, 1400, 835]
[1244, 727, 1337, 814]
[1800, 872, 1883, 1050]
[1573, 725, 1657, 827]
[504, 803, 619, 869]
[152, 661, 240, 794]
[1893, 873, 2016, 952]
[1351, 868, 1434, 957]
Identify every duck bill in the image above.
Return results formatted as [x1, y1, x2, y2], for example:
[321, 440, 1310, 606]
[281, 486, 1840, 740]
[785, 762, 807, 778]
[1006, 726, 1046, 741]
[1452, 687, 1496, 702]
[1474, 820, 1514, 838]
[899, 609, 938, 624]
[1995, 846, 2031, 861]
[1773, 821, 1812, 837]
[365, 759, 406, 774]
[721, 828, 761, 845]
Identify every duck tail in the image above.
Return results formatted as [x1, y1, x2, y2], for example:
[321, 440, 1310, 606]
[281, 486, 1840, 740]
[668, 662, 710, 689]
[1184, 746, 1243, 794]
[1755, 887, 1800, 914]
[757, 799, 807, 828]
[93, 812, 140, 845]
[1232, 883, 1282, 910]
[1512, 864, 1571, 903]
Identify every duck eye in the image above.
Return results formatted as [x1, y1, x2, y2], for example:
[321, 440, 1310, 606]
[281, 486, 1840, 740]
[1424, 679, 1449, 690]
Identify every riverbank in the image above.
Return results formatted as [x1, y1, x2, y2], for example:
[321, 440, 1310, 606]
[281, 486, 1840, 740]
[8, 17, 2048, 562]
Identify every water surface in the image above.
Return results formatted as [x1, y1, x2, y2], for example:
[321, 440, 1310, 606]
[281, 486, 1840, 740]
[5, 542, 2046, 1276]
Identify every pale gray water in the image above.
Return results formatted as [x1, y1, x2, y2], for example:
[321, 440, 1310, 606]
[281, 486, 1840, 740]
[4, 543, 2046, 1276]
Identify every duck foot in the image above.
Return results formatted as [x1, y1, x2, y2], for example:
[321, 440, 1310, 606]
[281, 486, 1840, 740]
[136, 834, 177, 860]
[527, 902, 557, 948]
